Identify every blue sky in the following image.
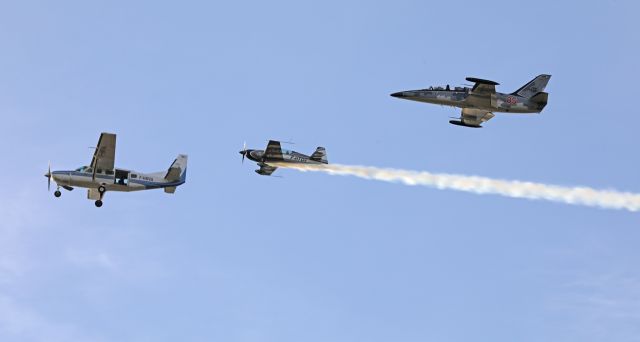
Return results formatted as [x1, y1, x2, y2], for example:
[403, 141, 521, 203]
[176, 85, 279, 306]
[1, 0, 640, 341]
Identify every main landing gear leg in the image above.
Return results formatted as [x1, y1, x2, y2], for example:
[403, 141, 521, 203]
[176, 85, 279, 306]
[95, 186, 106, 208]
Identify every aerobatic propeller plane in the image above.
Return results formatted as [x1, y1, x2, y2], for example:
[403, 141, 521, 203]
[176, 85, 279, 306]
[239, 140, 328, 176]
[391, 74, 551, 127]
[45, 132, 188, 207]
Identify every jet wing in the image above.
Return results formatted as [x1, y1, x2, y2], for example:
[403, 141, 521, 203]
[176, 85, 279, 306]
[90, 133, 116, 171]
[264, 140, 284, 161]
[460, 108, 495, 127]
[466, 77, 499, 95]
[256, 164, 278, 176]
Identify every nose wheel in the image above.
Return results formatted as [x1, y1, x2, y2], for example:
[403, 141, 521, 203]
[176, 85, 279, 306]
[95, 200, 103, 207]
[54, 190, 61, 198]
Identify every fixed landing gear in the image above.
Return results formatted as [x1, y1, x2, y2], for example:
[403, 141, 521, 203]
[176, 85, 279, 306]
[94, 185, 106, 208]
[54, 189, 61, 197]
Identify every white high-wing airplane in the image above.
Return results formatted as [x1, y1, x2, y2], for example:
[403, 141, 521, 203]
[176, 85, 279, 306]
[45, 132, 188, 207]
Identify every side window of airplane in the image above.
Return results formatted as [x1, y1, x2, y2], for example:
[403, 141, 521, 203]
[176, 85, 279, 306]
[106, 170, 114, 175]
[85, 168, 93, 173]
[97, 169, 103, 174]
[130, 174, 137, 178]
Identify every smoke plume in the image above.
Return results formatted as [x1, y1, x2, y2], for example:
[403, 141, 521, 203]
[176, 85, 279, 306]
[272, 163, 640, 212]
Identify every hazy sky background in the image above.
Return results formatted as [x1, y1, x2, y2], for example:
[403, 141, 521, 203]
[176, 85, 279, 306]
[1, 1, 640, 341]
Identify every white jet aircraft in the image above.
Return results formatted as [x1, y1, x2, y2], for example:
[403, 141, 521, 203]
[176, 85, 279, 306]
[45, 132, 188, 207]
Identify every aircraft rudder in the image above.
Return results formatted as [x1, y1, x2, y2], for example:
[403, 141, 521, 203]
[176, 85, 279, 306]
[165, 154, 188, 182]
[310, 147, 328, 164]
[176, 154, 188, 181]
[512, 74, 551, 98]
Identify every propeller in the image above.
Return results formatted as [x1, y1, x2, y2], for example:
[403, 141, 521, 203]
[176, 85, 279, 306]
[45, 161, 51, 191]
[240, 141, 247, 164]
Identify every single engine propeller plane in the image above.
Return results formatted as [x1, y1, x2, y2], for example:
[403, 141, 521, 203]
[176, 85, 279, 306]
[391, 74, 551, 127]
[239, 140, 328, 176]
[45, 132, 188, 207]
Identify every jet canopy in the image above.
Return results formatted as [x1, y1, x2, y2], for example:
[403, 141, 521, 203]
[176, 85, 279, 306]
[421, 85, 468, 92]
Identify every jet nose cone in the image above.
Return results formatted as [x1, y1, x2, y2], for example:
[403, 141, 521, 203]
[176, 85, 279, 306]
[390, 91, 405, 98]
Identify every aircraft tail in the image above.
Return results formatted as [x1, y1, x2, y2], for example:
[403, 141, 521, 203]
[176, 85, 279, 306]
[310, 147, 328, 164]
[511, 74, 551, 98]
[164, 154, 188, 183]
[529, 92, 549, 111]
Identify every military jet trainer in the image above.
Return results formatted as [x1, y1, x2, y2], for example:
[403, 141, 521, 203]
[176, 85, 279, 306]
[391, 74, 551, 127]
[45, 132, 188, 207]
[239, 140, 328, 176]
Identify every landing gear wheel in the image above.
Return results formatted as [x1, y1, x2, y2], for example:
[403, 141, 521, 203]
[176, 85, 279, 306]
[95, 200, 103, 208]
[54, 190, 61, 198]
[98, 185, 106, 194]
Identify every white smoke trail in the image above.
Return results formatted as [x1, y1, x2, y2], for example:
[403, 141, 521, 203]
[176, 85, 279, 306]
[271, 163, 640, 212]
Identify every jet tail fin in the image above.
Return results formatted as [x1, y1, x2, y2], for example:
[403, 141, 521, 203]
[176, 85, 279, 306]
[165, 154, 188, 182]
[512, 74, 551, 98]
[310, 147, 328, 164]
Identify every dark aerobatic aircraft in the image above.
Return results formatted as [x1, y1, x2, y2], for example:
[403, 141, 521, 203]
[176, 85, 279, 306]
[391, 74, 551, 127]
[239, 140, 328, 176]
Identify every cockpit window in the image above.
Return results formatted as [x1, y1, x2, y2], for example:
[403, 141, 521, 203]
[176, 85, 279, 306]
[421, 85, 465, 92]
